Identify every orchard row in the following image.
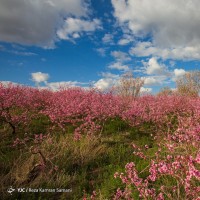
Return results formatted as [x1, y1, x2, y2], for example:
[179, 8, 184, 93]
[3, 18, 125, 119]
[0, 83, 199, 199]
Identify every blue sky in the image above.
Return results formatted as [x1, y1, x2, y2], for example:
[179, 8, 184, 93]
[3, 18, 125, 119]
[0, 0, 199, 93]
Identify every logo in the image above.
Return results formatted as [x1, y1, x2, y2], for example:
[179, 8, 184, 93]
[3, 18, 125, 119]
[7, 186, 15, 195]
[17, 188, 25, 192]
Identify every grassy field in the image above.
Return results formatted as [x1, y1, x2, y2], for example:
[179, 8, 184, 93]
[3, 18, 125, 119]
[0, 119, 157, 200]
[0, 86, 199, 199]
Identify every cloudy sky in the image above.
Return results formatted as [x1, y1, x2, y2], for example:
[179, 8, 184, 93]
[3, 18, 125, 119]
[0, 0, 199, 92]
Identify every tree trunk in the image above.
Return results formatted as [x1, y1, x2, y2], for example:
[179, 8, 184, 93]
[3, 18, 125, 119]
[8, 122, 16, 134]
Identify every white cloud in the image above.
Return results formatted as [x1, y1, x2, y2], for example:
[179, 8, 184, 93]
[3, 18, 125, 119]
[94, 75, 153, 93]
[0, 0, 90, 47]
[140, 87, 152, 93]
[0, 81, 19, 86]
[169, 68, 187, 82]
[138, 57, 176, 87]
[144, 77, 160, 86]
[145, 57, 167, 75]
[111, 51, 131, 62]
[108, 62, 129, 71]
[72, 33, 80, 39]
[118, 38, 131, 46]
[118, 34, 133, 45]
[143, 75, 170, 86]
[0, 44, 37, 56]
[31, 72, 50, 84]
[101, 72, 119, 79]
[0, 80, 90, 91]
[57, 18, 101, 41]
[141, 60, 187, 86]
[94, 78, 114, 90]
[94, 72, 119, 91]
[102, 33, 114, 44]
[174, 68, 186, 79]
[96, 48, 106, 56]
[112, 0, 200, 60]
[31, 76, 88, 90]
[46, 81, 79, 90]
[130, 42, 200, 60]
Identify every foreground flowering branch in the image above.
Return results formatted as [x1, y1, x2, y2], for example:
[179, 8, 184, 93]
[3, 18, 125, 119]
[114, 127, 200, 200]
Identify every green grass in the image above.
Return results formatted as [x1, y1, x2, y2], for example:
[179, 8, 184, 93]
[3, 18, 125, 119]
[0, 118, 156, 200]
